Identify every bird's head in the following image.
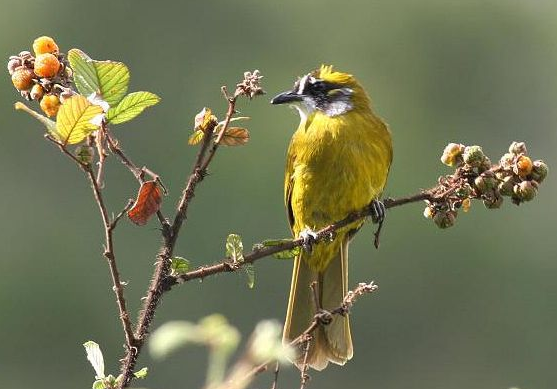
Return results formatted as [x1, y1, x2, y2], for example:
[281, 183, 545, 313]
[271, 65, 369, 118]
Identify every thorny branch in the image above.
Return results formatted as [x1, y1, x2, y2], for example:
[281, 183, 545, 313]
[117, 72, 263, 388]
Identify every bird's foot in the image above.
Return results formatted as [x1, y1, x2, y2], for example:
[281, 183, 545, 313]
[370, 199, 386, 224]
[299, 227, 318, 253]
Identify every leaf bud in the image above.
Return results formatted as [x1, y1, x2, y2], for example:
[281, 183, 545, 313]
[513, 181, 537, 202]
[440, 143, 464, 167]
[509, 141, 527, 155]
[498, 176, 515, 196]
[479, 156, 492, 172]
[463, 145, 485, 167]
[530, 160, 548, 183]
[455, 183, 473, 198]
[474, 172, 497, 194]
[513, 155, 533, 177]
[75, 145, 95, 165]
[433, 210, 456, 229]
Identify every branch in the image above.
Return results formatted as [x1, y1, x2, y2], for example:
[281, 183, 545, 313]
[117, 77, 258, 387]
[45, 134, 136, 349]
[169, 190, 435, 286]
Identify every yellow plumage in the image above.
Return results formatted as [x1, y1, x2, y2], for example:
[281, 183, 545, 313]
[274, 65, 392, 370]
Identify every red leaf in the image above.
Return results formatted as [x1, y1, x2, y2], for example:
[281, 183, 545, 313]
[128, 181, 162, 226]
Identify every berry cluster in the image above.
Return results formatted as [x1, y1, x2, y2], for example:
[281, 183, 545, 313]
[8, 36, 74, 117]
[424, 142, 548, 228]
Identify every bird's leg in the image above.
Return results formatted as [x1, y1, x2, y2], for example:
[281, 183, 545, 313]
[370, 199, 386, 224]
[299, 227, 318, 253]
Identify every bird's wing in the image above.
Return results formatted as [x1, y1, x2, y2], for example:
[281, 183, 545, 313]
[284, 134, 297, 233]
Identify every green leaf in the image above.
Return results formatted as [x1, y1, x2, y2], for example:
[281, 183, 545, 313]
[67, 49, 130, 107]
[106, 91, 160, 124]
[83, 341, 105, 379]
[92, 379, 105, 389]
[68, 49, 99, 97]
[226, 234, 244, 263]
[245, 263, 255, 289]
[95, 61, 130, 106]
[56, 95, 103, 144]
[14, 102, 57, 135]
[133, 367, 148, 379]
[149, 321, 198, 360]
[188, 129, 204, 145]
[170, 256, 190, 276]
[259, 239, 300, 259]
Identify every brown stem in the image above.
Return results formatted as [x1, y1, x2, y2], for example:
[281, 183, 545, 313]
[118, 92, 241, 387]
[45, 134, 136, 349]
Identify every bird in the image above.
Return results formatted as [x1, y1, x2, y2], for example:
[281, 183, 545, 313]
[271, 65, 393, 370]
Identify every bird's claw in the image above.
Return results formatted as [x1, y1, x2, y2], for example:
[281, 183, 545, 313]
[299, 227, 318, 253]
[370, 199, 386, 224]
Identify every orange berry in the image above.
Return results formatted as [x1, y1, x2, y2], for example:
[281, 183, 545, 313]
[11, 67, 35, 90]
[40, 94, 61, 117]
[30, 84, 44, 100]
[33, 36, 59, 55]
[515, 155, 533, 177]
[34, 53, 60, 78]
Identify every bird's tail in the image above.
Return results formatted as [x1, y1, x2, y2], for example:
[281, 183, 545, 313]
[283, 238, 353, 370]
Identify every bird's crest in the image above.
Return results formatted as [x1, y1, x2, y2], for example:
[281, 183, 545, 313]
[315, 64, 355, 85]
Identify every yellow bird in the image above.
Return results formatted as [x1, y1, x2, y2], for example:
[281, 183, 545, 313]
[271, 65, 393, 370]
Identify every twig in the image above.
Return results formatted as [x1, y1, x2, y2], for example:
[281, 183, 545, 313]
[170, 191, 436, 286]
[117, 85, 246, 388]
[271, 361, 280, 389]
[96, 127, 107, 187]
[299, 336, 312, 389]
[44, 134, 136, 350]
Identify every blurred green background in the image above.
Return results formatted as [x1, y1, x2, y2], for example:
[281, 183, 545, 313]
[1, 1, 556, 388]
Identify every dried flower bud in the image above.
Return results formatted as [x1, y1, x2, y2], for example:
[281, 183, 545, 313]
[7, 58, 22, 75]
[514, 155, 533, 177]
[530, 160, 548, 183]
[18, 51, 33, 60]
[509, 141, 527, 155]
[433, 210, 456, 229]
[463, 145, 485, 167]
[483, 191, 503, 209]
[514, 181, 537, 202]
[30, 84, 44, 100]
[474, 173, 497, 194]
[440, 143, 464, 167]
[75, 145, 95, 165]
[455, 183, 473, 198]
[479, 156, 492, 172]
[498, 176, 515, 196]
[499, 153, 515, 169]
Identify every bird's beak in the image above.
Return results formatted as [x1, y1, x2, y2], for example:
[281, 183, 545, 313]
[270, 90, 302, 105]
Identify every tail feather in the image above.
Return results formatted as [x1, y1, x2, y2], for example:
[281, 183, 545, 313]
[283, 238, 352, 370]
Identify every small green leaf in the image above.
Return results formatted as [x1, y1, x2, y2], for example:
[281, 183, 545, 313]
[95, 61, 130, 106]
[245, 263, 255, 289]
[188, 129, 204, 145]
[68, 49, 99, 97]
[226, 234, 244, 263]
[83, 341, 105, 379]
[133, 367, 148, 379]
[56, 95, 103, 145]
[14, 102, 56, 134]
[259, 239, 300, 259]
[67, 49, 130, 107]
[92, 379, 105, 389]
[170, 256, 190, 276]
[106, 91, 160, 124]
